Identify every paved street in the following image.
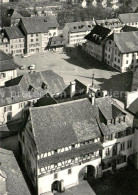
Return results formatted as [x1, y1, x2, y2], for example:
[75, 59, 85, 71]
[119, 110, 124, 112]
[14, 46, 132, 102]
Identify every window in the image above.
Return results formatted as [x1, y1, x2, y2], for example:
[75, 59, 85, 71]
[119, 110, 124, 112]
[126, 60, 128, 64]
[109, 40, 111, 44]
[4, 107, 6, 112]
[105, 148, 110, 156]
[0, 73, 6, 78]
[132, 60, 134, 64]
[36, 34, 38, 37]
[54, 173, 58, 179]
[118, 59, 120, 63]
[31, 34, 33, 37]
[68, 168, 72, 174]
[126, 54, 129, 57]
[115, 57, 116, 61]
[127, 140, 132, 149]
[31, 39, 33, 42]
[36, 38, 38, 42]
[121, 142, 125, 151]
[19, 39, 21, 42]
[11, 45, 13, 49]
[108, 55, 110, 58]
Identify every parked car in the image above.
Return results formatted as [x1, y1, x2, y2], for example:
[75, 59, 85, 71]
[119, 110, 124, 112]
[28, 64, 35, 70]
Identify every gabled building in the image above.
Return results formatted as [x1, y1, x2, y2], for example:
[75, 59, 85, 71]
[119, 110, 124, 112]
[63, 20, 96, 45]
[95, 18, 123, 33]
[10, 9, 24, 26]
[118, 13, 138, 28]
[0, 35, 9, 54]
[95, 96, 134, 172]
[0, 50, 19, 86]
[4, 26, 25, 56]
[47, 35, 65, 53]
[104, 31, 138, 72]
[0, 148, 31, 195]
[0, 70, 66, 124]
[18, 98, 102, 195]
[19, 16, 59, 54]
[84, 25, 111, 61]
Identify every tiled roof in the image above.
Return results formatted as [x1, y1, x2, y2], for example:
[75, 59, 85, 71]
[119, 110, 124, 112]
[121, 25, 138, 32]
[21, 16, 59, 34]
[29, 98, 101, 154]
[113, 31, 138, 53]
[127, 98, 138, 115]
[38, 142, 102, 167]
[95, 97, 134, 135]
[11, 10, 24, 19]
[85, 25, 111, 45]
[65, 21, 96, 33]
[4, 26, 25, 39]
[48, 36, 64, 47]
[119, 13, 138, 23]
[0, 70, 66, 107]
[0, 50, 12, 61]
[0, 148, 31, 195]
[0, 50, 20, 72]
[34, 94, 57, 107]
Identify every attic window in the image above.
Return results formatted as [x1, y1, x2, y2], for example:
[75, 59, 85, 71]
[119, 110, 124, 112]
[74, 26, 77, 29]
[44, 19, 47, 22]
[28, 85, 34, 92]
[42, 82, 48, 89]
[88, 25, 91, 28]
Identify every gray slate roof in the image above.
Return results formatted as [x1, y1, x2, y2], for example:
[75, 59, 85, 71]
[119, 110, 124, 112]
[95, 97, 134, 135]
[29, 98, 101, 154]
[4, 26, 25, 39]
[65, 21, 96, 33]
[0, 70, 66, 107]
[113, 31, 138, 53]
[0, 148, 31, 195]
[85, 25, 111, 45]
[0, 50, 20, 72]
[21, 16, 59, 34]
[119, 13, 138, 23]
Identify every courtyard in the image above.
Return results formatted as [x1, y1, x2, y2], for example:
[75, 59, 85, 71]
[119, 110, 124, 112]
[14, 46, 133, 103]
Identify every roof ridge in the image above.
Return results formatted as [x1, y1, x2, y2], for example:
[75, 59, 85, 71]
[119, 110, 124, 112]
[30, 98, 89, 111]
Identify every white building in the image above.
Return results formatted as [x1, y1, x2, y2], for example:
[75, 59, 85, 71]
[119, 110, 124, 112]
[18, 98, 102, 195]
[95, 96, 134, 172]
[95, 18, 124, 33]
[19, 16, 59, 54]
[0, 70, 66, 125]
[84, 25, 112, 61]
[0, 50, 19, 87]
[104, 31, 138, 72]
[4, 26, 25, 56]
[63, 21, 96, 45]
[118, 13, 138, 28]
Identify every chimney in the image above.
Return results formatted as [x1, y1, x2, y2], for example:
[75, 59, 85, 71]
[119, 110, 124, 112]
[102, 90, 108, 97]
[70, 81, 76, 98]
[90, 93, 95, 106]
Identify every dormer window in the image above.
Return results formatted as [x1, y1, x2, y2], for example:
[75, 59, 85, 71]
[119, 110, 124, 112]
[42, 82, 48, 90]
[28, 85, 34, 92]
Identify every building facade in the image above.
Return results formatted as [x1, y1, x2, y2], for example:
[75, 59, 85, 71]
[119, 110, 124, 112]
[84, 25, 111, 61]
[4, 26, 25, 56]
[104, 32, 138, 72]
[18, 98, 102, 195]
[63, 21, 96, 45]
[19, 16, 59, 54]
[0, 70, 66, 124]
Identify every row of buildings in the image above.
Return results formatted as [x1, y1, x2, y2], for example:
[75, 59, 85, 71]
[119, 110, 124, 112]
[0, 49, 138, 194]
